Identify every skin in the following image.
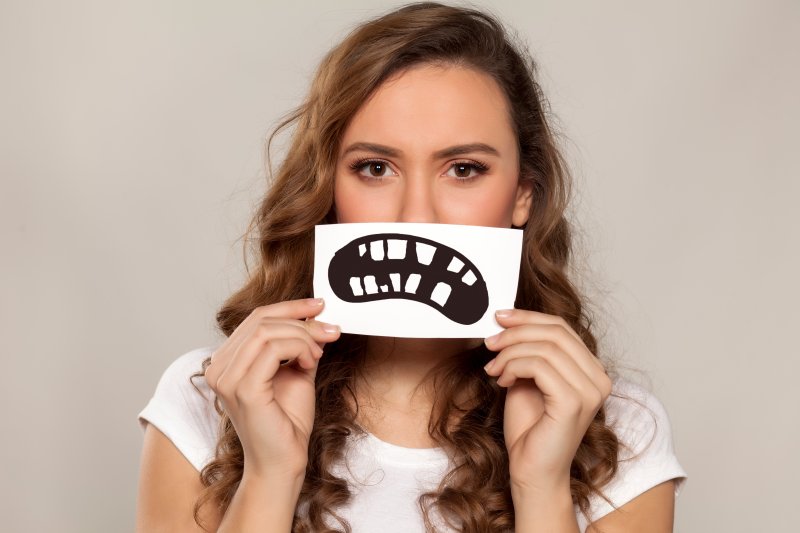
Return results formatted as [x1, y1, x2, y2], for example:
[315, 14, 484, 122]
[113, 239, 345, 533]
[136, 63, 675, 533]
[332, 63, 676, 532]
[334, 63, 533, 420]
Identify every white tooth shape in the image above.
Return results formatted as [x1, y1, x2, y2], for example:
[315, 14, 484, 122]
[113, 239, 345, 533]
[359, 243, 367, 256]
[447, 256, 464, 273]
[416, 242, 436, 265]
[389, 273, 401, 291]
[405, 273, 421, 294]
[370, 240, 384, 260]
[380, 285, 388, 292]
[364, 275, 378, 294]
[387, 239, 407, 259]
[462, 270, 477, 286]
[430, 282, 452, 307]
[350, 277, 364, 296]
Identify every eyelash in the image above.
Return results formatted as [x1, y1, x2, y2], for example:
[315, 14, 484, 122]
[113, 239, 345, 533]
[348, 157, 490, 183]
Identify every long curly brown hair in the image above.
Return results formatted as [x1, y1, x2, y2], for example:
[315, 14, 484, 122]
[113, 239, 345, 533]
[187, 2, 645, 531]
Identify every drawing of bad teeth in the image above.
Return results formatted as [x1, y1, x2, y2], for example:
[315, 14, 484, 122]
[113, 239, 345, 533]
[327, 233, 489, 325]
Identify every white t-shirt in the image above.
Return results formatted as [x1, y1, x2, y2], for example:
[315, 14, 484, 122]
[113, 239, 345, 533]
[137, 346, 688, 532]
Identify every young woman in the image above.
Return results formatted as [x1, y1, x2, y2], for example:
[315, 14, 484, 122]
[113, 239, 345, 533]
[136, 3, 687, 532]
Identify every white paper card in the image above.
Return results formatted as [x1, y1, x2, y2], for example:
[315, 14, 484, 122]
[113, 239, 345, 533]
[313, 222, 522, 338]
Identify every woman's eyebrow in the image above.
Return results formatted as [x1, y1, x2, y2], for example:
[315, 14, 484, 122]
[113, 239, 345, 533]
[341, 142, 500, 159]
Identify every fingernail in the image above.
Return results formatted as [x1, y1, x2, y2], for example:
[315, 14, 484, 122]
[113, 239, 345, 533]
[307, 297, 324, 306]
[484, 359, 495, 372]
[322, 323, 340, 334]
[484, 333, 499, 346]
[495, 309, 512, 318]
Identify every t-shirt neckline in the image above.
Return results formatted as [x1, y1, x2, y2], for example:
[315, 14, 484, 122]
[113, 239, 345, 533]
[359, 430, 450, 465]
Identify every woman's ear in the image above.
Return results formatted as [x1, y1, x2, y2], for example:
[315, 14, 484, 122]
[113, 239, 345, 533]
[512, 179, 534, 228]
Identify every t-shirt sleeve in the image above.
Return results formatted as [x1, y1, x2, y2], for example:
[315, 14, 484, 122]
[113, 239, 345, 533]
[137, 345, 221, 472]
[575, 377, 688, 531]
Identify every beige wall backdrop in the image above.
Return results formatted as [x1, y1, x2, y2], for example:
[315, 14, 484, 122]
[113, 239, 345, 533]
[2, 0, 797, 531]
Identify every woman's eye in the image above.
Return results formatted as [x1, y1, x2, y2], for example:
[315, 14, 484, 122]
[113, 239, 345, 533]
[350, 159, 397, 181]
[444, 161, 488, 181]
[348, 159, 489, 182]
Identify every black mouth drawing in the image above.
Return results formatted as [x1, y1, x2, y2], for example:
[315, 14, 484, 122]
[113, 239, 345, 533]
[327, 233, 489, 325]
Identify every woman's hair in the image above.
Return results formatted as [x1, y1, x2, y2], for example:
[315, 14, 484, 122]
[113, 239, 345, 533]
[188, 2, 644, 531]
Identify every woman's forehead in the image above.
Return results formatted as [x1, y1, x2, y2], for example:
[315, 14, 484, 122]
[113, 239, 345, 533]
[340, 64, 516, 158]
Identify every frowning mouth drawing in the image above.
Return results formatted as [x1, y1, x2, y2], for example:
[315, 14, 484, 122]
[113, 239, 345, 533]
[327, 233, 489, 325]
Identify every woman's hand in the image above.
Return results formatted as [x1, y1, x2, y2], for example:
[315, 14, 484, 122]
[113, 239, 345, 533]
[482, 308, 612, 494]
[203, 298, 341, 480]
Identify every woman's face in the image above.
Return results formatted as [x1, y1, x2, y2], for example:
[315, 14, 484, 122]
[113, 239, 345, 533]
[334, 64, 533, 227]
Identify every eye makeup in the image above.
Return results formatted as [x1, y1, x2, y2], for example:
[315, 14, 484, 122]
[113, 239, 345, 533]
[348, 157, 490, 183]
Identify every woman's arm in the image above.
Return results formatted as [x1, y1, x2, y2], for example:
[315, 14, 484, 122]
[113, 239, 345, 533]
[136, 422, 305, 533]
[512, 479, 580, 533]
[217, 468, 305, 533]
[587, 479, 676, 533]
[136, 423, 222, 532]
[512, 478, 676, 532]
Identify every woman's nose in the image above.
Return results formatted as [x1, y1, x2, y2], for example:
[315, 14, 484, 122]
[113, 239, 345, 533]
[397, 175, 438, 223]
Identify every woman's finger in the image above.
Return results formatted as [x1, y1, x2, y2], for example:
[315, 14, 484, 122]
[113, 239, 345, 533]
[493, 309, 608, 375]
[487, 341, 607, 406]
[211, 314, 336, 374]
[253, 317, 340, 352]
[214, 326, 321, 394]
[237, 337, 318, 400]
[486, 320, 606, 376]
[498, 356, 581, 416]
[211, 298, 328, 367]
[493, 309, 584, 344]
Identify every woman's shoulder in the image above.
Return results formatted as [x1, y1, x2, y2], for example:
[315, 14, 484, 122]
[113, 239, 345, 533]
[575, 375, 689, 528]
[146, 345, 219, 408]
[603, 376, 682, 460]
[161, 345, 217, 389]
[137, 345, 222, 471]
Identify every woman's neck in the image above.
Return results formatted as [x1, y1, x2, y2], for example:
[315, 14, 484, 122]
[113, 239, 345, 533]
[357, 336, 484, 410]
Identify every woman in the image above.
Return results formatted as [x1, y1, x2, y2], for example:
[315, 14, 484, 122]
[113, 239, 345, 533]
[136, 3, 687, 532]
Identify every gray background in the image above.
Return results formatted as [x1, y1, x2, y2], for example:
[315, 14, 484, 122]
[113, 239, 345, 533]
[2, 0, 797, 531]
